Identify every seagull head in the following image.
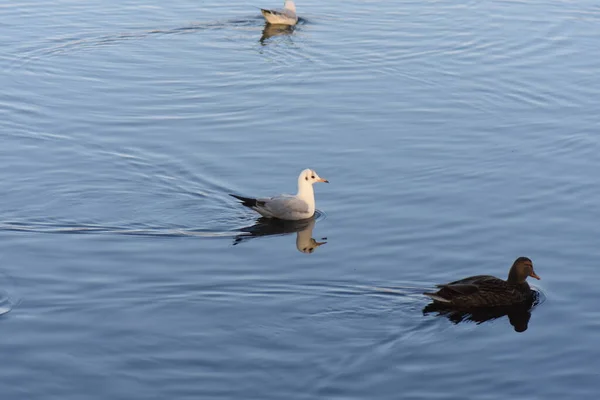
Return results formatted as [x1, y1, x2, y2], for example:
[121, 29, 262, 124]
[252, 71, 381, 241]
[299, 169, 328, 185]
[284, 1, 297, 12]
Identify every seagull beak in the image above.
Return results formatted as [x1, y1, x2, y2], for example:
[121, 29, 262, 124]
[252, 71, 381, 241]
[530, 271, 541, 280]
[318, 178, 329, 183]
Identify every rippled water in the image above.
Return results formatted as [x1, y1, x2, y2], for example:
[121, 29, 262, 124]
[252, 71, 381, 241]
[2, 0, 600, 398]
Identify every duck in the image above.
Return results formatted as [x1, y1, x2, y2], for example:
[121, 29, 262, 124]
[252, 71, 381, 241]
[230, 169, 328, 221]
[424, 257, 540, 308]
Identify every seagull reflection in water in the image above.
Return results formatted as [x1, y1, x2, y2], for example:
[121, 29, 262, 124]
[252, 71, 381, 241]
[233, 216, 326, 254]
[423, 292, 540, 333]
[260, 24, 295, 45]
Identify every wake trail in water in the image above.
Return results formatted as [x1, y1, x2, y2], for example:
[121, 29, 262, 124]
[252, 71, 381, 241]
[0, 221, 239, 238]
[298, 281, 432, 300]
[9, 15, 315, 71]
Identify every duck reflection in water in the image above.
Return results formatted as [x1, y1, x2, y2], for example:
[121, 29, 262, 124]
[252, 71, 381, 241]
[233, 216, 326, 254]
[423, 293, 540, 332]
[260, 24, 295, 45]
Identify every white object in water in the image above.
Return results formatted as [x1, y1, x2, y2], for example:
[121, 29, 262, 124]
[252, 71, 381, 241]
[230, 169, 328, 220]
[260, 0, 298, 26]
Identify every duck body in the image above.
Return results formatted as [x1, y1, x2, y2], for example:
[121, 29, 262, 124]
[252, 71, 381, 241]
[424, 257, 540, 308]
[425, 275, 534, 308]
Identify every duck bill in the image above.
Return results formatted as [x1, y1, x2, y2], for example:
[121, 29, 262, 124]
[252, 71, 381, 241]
[318, 178, 329, 183]
[530, 271, 541, 280]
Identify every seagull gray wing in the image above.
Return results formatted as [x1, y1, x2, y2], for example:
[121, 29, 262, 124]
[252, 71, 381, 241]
[261, 8, 296, 18]
[260, 195, 310, 219]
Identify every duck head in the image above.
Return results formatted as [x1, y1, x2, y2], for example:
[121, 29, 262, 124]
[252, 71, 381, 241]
[508, 256, 540, 283]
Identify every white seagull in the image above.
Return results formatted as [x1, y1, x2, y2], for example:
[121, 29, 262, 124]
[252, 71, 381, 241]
[230, 169, 328, 220]
[260, 0, 298, 26]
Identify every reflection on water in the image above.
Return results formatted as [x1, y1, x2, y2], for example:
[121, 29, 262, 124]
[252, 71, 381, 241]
[234, 216, 326, 254]
[3, 0, 600, 397]
[12, 18, 261, 63]
[260, 23, 295, 44]
[423, 291, 541, 333]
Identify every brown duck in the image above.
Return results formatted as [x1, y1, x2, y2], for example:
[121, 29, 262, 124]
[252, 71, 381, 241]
[424, 257, 540, 308]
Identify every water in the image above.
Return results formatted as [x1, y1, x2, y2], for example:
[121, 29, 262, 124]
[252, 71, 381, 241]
[1, 0, 600, 398]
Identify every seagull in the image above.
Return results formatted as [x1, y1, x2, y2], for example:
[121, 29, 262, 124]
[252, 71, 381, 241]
[260, 0, 298, 26]
[230, 169, 328, 220]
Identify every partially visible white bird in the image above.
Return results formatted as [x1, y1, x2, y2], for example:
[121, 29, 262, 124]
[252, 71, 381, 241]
[230, 169, 328, 220]
[260, 0, 298, 26]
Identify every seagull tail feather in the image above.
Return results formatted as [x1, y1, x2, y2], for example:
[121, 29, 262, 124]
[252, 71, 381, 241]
[230, 194, 258, 208]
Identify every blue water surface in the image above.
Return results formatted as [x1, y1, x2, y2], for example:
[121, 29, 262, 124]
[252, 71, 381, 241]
[1, 0, 600, 398]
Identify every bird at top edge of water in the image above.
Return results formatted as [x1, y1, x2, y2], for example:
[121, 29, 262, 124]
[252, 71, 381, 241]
[260, 0, 298, 26]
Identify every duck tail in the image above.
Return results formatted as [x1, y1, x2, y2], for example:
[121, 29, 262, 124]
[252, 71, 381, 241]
[424, 292, 451, 303]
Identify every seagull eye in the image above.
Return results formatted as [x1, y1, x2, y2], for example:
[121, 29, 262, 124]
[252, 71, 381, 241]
[305, 177, 308, 181]
[311, 175, 315, 179]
